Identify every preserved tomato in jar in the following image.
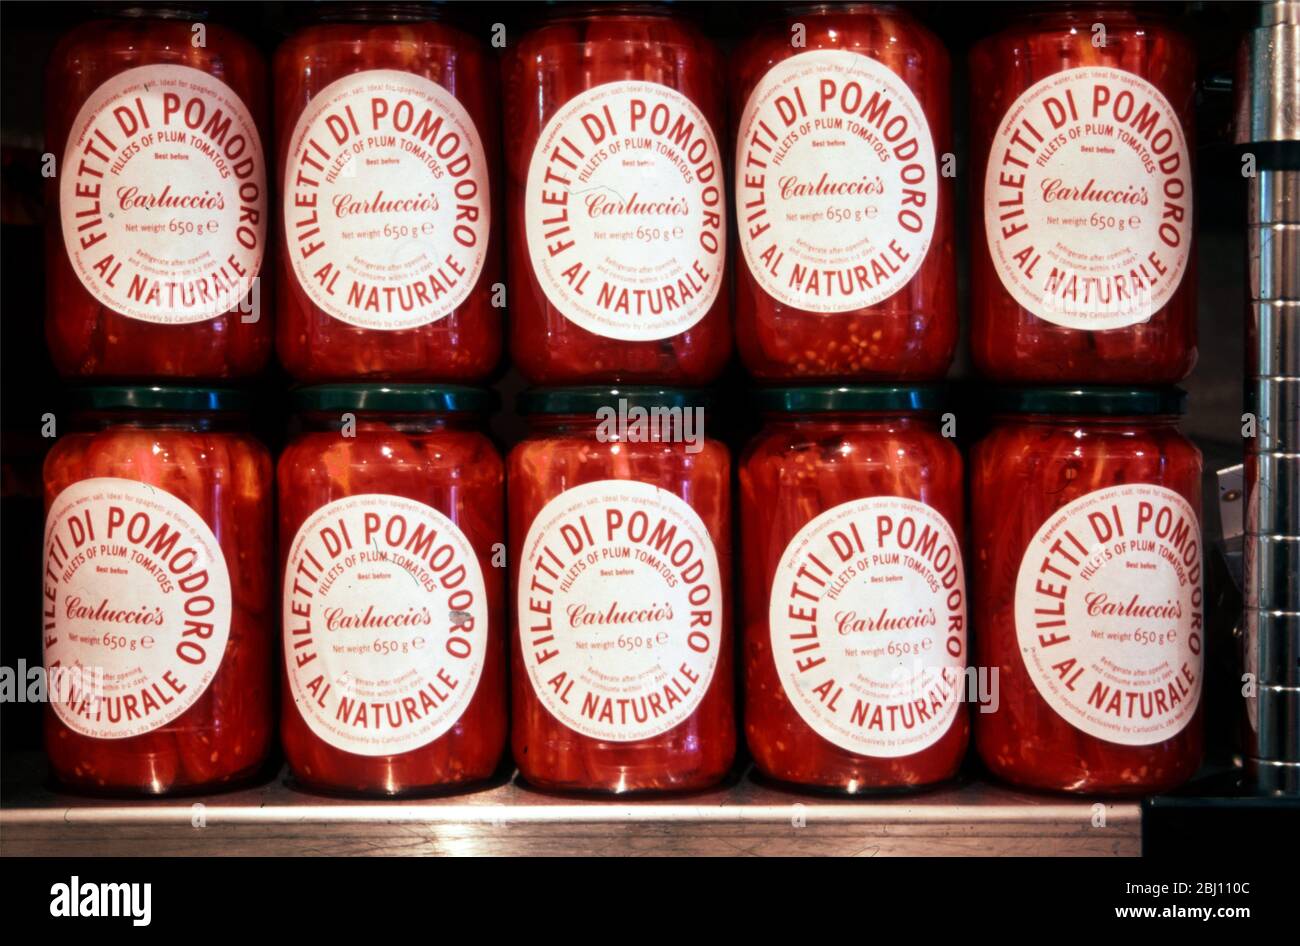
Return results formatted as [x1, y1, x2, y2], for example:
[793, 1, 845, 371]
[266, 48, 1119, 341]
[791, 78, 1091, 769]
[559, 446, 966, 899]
[972, 387, 1204, 794]
[732, 4, 955, 381]
[970, 5, 1196, 383]
[41, 387, 274, 795]
[278, 385, 506, 795]
[510, 387, 734, 792]
[46, 10, 270, 380]
[504, 4, 731, 384]
[276, 5, 501, 381]
[741, 386, 968, 792]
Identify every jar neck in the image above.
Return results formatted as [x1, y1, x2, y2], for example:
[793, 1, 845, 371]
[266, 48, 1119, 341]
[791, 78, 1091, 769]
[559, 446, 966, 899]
[103, 4, 209, 22]
[763, 411, 936, 430]
[526, 410, 707, 443]
[72, 410, 241, 433]
[528, 414, 603, 436]
[997, 412, 1184, 430]
[294, 2, 453, 25]
[540, 2, 677, 24]
[297, 411, 477, 435]
[772, 2, 905, 19]
[1009, 1, 1170, 26]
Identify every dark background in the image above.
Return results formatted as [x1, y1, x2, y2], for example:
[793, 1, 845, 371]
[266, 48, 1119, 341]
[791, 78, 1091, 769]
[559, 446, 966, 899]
[0, 0, 1258, 789]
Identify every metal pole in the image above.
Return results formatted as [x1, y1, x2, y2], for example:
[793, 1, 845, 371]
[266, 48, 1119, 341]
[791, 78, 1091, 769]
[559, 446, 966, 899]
[1236, 0, 1300, 795]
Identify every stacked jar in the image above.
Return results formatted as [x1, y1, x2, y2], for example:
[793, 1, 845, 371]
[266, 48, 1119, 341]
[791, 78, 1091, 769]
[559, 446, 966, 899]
[510, 387, 734, 793]
[968, 4, 1204, 794]
[732, 2, 956, 381]
[504, 2, 731, 385]
[278, 385, 507, 795]
[275, 3, 501, 382]
[740, 386, 968, 793]
[971, 388, 1204, 794]
[46, 8, 270, 379]
[41, 386, 275, 794]
[970, 4, 1197, 384]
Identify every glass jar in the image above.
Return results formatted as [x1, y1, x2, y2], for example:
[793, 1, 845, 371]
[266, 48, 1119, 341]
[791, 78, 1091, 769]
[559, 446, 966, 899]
[970, 5, 1196, 383]
[732, 4, 955, 381]
[278, 384, 506, 795]
[503, 4, 731, 384]
[41, 386, 274, 795]
[46, 10, 270, 380]
[972, 387, 1204, 794]
[510, 387, 734, 792]
[740, 386, 967, 792]
[275, 5, 501, 381]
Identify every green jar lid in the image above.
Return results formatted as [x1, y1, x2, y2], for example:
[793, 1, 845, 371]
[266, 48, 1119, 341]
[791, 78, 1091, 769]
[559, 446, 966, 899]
[990, 386, 1188, 416]
[292, 384, 496, 414]
[520, 386, 713, 414]
[755, 385, 944, 413]
[66, 385, 251, 413]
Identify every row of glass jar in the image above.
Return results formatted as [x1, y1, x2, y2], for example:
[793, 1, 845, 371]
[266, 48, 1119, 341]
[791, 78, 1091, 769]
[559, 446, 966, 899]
[41, 383, 1204, 798]
[48, 2, 1196, 385]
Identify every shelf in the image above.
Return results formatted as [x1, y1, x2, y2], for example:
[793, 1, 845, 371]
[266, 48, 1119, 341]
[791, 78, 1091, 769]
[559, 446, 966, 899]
[1, 754, 1139, 856]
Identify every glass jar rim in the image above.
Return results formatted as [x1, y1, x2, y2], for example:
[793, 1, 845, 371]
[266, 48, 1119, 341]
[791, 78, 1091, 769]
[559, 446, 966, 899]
[98, 4, 210, 22]
[519, 385, 713, 415]
[65, 385, 250, 414]
[292, 383, 495, 415]
[755, 384, 944, 414]
[286, 1, 467, 27]
[989, 386, 1187, 417]
[534, 1, 679, 21]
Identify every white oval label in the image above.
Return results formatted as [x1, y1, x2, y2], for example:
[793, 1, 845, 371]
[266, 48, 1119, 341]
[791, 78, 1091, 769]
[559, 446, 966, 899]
[517, 479, 723, 741]
[983, 67, 1192, 329]
[1014, 484, 1203, 745]
[283, 494, 489, 757]
[59, 65, 267, 324]
[737, 50, 938, 312]
[283, 70, 491, 331]
[41, 478, 232, 739]
[523, 81, 726, 341]
[769, 497, 966, 757]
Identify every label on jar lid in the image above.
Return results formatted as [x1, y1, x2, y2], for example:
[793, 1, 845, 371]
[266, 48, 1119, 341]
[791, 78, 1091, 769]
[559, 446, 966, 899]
[59, 64, 267, 325]
[523, 81, 726, 341]
[736, 50, 938, 313]
[517, 479, 723, 742]
[769, 497, 966, 758]
[1014, 484, 1203, 745]
[41, 478, 233, 740]
[284, 70, 491, 331]
[984, 67, 1192, 330]
[283, 494, 489, 757]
